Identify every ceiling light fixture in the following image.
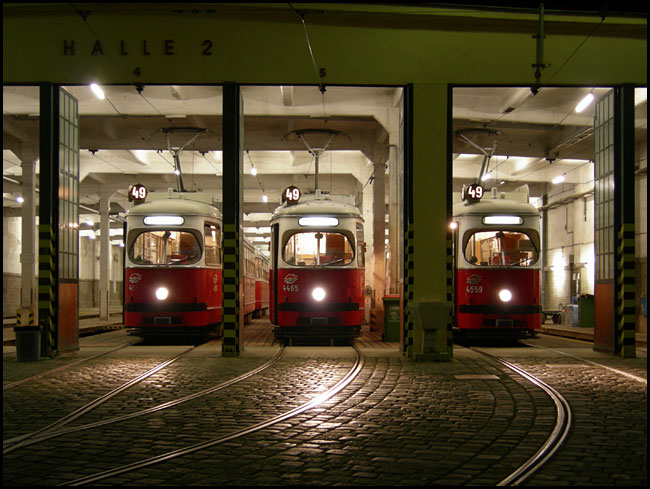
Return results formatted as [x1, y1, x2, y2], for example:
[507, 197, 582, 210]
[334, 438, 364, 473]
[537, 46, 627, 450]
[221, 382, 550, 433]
[552, 174, 566, 184]
[575, 92, 594, 113]
[90, 83, 105, 100]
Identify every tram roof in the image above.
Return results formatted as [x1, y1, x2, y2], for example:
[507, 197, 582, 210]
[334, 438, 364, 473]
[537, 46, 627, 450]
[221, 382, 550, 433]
[126, 197, 222, 219]
[271, 198, 362, 220]
[453, 197, 539, 217]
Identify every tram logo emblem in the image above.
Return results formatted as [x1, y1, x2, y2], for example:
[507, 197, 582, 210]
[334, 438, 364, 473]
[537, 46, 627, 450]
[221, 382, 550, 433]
[284, 273, 299, 285]
[466, 274, 482, 285]
[129, 273, 143, 284]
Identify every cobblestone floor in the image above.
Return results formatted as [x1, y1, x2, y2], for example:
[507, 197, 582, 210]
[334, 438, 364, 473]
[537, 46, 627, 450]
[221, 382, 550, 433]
[3, 330, 646, 486]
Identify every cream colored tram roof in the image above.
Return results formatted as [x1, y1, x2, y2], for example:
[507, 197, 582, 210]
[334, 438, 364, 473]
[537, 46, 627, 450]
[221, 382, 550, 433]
[127, 198, 221, 219]
[453, 198, 538, 218]
[271, 199, 362, 220]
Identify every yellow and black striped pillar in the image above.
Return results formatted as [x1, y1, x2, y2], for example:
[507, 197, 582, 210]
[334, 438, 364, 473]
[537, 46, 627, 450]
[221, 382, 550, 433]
[221, 82, 243, 357]
[38, 224, 56, 356]
[617, 223, 635, 358]
[445, 230, 454, 358]
[404, 224, 414, 357]
[222, 224, 240, 356]
[16, 308, 35, 327]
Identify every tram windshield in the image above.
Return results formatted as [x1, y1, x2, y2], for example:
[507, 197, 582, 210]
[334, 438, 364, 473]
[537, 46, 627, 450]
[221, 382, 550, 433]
[463, 230, 538, 267]
[130, 230, 201, 265]
[283, 231, 354, 267]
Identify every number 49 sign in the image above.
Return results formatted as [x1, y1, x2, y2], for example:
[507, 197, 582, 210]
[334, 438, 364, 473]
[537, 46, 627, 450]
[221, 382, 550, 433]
[462, 183, 483, 203]
[129, 184, 148, 202]
[282, 185, 301, 205]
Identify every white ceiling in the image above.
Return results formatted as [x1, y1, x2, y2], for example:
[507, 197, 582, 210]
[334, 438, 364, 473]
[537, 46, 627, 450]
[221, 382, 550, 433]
[3, 84, 647, 250]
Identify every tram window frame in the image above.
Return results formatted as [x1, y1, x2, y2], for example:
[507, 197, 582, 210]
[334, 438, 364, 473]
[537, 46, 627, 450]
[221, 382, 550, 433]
[356, 222, 366, 268]
[462, 228, 540, 267]
[282, 230, 355, 267]
[129, 229, 202, 266]
[204, 223, 222, 267]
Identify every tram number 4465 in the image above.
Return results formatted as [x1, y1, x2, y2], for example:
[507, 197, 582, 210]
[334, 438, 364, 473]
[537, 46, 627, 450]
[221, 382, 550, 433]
[283, 284, 299, 292]
[466, 285, 483, 293]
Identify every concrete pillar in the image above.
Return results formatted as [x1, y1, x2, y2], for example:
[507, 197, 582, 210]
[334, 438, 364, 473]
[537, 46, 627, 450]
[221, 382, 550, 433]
[19, 154, 38, 324]
[387, 144, 400, 294]
[372, 160, 386, 333]
[99, 189, 111, 320]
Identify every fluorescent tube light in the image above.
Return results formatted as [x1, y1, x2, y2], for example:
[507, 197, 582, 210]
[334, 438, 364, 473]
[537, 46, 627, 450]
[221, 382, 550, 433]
[575, 93, 594, 113]
[552, 175, 566, 184]
[90, 83, 105, 100]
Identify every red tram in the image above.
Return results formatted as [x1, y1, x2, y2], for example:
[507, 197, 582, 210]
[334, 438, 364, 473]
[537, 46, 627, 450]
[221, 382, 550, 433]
[124, 192, 223, 337]
[254, 250, 270, 317]
[270, 193, 365, 341]
[452, 186, 542, 339]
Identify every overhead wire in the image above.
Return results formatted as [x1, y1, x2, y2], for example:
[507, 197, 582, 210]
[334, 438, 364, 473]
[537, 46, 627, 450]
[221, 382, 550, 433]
[288, 3, 327, 118]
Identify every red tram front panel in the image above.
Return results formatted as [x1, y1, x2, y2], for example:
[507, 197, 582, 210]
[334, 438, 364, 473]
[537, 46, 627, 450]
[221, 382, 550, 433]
[455, 268, 541, 331]
[125, 268, 222, 328]
[271, 268, 364, 327]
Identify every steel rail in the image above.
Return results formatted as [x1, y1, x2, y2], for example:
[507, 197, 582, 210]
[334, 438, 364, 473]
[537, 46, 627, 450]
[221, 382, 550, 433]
[3, 345, 198, 452]
[5, 346, 285, 452]
[3, 343, 133, 391]
[472, 348, 572, 486]
[523, 340, 647, 385]
[61, 345, 365, 486]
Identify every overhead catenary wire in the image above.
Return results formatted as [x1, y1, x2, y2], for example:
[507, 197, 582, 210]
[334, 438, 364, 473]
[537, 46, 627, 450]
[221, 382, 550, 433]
[288, 3, 327, 118]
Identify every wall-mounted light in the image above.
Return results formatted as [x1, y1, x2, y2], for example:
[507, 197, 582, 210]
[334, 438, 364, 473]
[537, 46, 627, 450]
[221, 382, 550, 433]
[262, 194, 268, 203]
[90, 83, 105, 100]
[575, 92, 594, 113]
[16, 196, 24, 203]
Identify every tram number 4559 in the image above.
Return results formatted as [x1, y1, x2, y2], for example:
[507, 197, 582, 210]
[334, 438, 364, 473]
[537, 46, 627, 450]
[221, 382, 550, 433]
[283, 284, 299, 292]
[466, 285, 483, 293]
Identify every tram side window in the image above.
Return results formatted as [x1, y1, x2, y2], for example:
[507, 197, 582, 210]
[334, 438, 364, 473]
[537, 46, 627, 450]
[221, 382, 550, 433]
[283, 231, 354, 267]
[464, 230, 538, 267]
[356, 223, 365, 268]
[130, 230, 201, 265]
[204, 224, 221, 267]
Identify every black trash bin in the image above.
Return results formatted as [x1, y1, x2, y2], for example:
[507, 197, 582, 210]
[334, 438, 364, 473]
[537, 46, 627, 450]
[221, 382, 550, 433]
[14, 325, 41, 362]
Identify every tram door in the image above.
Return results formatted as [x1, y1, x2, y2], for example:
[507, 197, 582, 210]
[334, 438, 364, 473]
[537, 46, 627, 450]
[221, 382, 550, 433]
[271, 223, 279, 324]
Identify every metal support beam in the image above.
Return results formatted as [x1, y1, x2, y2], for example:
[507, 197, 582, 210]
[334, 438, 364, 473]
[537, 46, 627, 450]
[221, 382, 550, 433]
[614, 85, 636, 358]
[222, 83, 243, 357]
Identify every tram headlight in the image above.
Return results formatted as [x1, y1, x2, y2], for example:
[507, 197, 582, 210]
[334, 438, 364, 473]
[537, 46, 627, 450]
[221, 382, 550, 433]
[312, 287, 326, 302]
[155, 287, 169, 301]
[498, 289, 512, 302]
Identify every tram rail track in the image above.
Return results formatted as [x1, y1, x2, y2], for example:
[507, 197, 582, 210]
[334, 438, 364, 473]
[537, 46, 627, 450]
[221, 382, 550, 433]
[3, 344, 201, 452]
[469, 346, 572, 486]
[3, 345, 285, 454]
[59, 344, 365, 486]
[3, 343, 136, 391]
[59, 345, 566, 487]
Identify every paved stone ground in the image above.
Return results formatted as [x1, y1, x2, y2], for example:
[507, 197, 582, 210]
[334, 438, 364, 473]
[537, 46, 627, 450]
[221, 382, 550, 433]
[3, 329, 646, 486]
